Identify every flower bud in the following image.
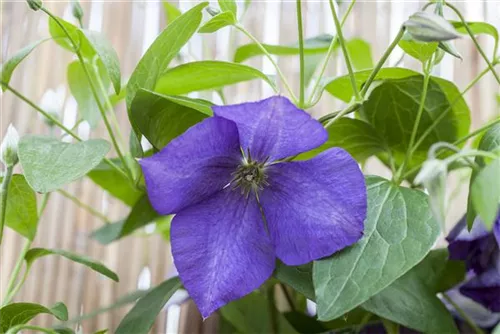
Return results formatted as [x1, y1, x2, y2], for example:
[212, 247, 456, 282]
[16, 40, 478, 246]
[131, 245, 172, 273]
[26, 0, 42, 11]
[206, 6, 220, 17]
[404, 11, 461, 42]
[0, 124, 20, 167]
[71, 0, 84, 22]
[438, 41, 462, 60]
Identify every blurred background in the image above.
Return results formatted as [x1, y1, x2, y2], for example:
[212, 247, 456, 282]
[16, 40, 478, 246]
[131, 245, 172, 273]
[1, 0, 499, 333]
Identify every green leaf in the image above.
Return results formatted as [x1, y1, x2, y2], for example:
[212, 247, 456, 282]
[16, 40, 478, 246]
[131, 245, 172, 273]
[325, 67, 419, 102]
[2, 175, 38, 240]
[303, 54, 323, 88]
[398, 38, 438, 62]
[346, 38, 373, 70]
[1, 39, 49, 90]
[362, 75, 470, 170]
[126, 2, 208, 114]
[361, 249, 463, 333]
[83, 31, 121, 95]
[283, 312, 327, 334]
[274, 262, 315, 301]
[493, 322, 500, 334]
[452, 21, 499, 57]
[220, 292, 298, 334]
[91, 195, 159, 244]
[130, 89, 209, 150]
[115, 277, 182, 334]
[0, 302, 68, 333]
[471, 159, 500, 229]
[67, 60, 110, 129]
[162, 1, 182, 24]
[234, 34, 333, 63]
[25, 248, 119, 282]
[467, 124, 500, 228]
[218, 0, 237, 16]
[154, 60, 275, 95]
[18, 136, 110, 193]
[296, 118, 385, 162]
[198, 12, 236, 33]
[87, 159, 142, 206]
[48, 17, 121, 94]
[313, 176, 440, 321]
[63, 289, 149, 326]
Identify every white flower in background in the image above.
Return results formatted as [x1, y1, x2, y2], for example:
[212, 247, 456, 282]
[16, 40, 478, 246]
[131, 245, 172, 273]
[0, 124, 20, 167]
[39, 86, 65, 128]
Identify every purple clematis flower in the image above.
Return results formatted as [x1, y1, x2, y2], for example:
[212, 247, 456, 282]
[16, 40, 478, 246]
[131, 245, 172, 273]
[447, 212, 500, 312]
[140, 96, 367, 317]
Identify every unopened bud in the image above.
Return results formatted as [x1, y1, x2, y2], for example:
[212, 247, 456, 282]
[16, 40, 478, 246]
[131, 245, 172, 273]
[414, 159, 447, 186]
[26, 0, 42, 11]
[438, 41, 462, 60]
[206, 6, 220, 17]
[415, 159, 448, 227]
[71, 0, 84, 22]
[404, 11, 461, 42]
[0, 124, 20, 167]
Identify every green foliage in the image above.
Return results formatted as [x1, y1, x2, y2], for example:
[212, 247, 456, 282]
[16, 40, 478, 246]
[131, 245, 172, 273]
[115, 277, 181, 334]
[0, 302, 68, 333]
[154, 60, 275, 95]
[398, 38, 438, 62]
[87, 159, 143, 206]
[199, 12, 236, 33]
[314, 176, 440, 321]
[274, 262, 314, 300]
[126, 2, 208, 114]
[18, 136, 110, 193]
[296, 118, 385, 162]
[25, 248, 119, 282]
[67, 60, 110, 128]
[130, 89, 210, 150]
[362, 249, 464, 333]
[2, 175, 38, 240]
[220, 291, 298, 334]
[218, 0, 237, 16]
[451, 21, 499, 57]
[346, 38, 374, 70]
[471, 158, 500, 229]
[91, 195, 159, 244]
[162, 1, 181, 24]
[0, 39, 48, 90]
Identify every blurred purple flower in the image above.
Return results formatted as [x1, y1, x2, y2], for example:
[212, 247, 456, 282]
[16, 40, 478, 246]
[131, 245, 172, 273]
[140, 96, 367, 317]
[447, 212, 500, 313]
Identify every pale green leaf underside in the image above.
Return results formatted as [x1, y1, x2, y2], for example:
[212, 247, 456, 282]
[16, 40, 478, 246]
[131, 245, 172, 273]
[313, 176, 440, 321]
[4, 175, 38, 240]
[0, 302, 68, 333]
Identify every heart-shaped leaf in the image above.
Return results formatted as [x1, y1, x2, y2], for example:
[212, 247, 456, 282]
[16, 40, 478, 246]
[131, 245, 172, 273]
[18, 136, 110, 193]
[313, 176, 440, 321]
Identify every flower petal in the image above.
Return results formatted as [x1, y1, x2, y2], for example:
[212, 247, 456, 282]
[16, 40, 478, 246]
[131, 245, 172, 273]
[460, 268, 500, 312]
[140, 117, 241, 215]
[260, 148, 366, 265]
[494, 213, 500, 246]
[447, 216, 498, 275]
[171, 189, 275, 318]
[213, 96, 327, 162]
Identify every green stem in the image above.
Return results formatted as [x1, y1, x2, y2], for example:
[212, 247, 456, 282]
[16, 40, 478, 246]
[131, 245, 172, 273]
[444, 150, 499, 165]
[395, 62, 432, 183]
[2, 194, 50, 306]
[445, 2, 500, 85]
[319, 103, 362, 124]
[6, 325, 56, 334]
[454, 117, 500, 146]
[328, 0, 360, 101]
[0, 166, 14, 245]
[57, 189, 111, 223]
[360, 26, 405, 97]
[235, 24, 295, 101]
[307, 0, 356, 106]
[0, 82, 130, 182]
[41, 7, 134, 182]
[324, 102, 363, 129]
[296, 0, 305, 107]
[442, 293, 485, 334]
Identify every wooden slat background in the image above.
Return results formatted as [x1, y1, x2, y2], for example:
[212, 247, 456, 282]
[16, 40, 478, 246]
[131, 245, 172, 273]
[1, 0, 499, 333]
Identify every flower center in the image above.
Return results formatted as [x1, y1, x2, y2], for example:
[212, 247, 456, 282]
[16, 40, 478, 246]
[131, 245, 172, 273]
[231, 151, 269, 196]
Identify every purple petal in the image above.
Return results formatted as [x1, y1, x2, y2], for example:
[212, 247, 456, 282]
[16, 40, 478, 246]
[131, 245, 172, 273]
[447, 216, 498, 275]
[140, 117, 241, 215]
[460, 268, 500, 312]
[213, 96, 327, 162]
[494, 213, 500, 246]
[171, 189, 275, 318]
[259, 148, 366, 265]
